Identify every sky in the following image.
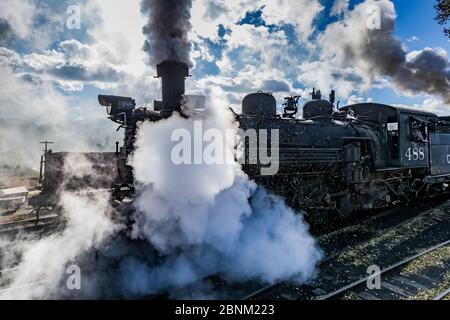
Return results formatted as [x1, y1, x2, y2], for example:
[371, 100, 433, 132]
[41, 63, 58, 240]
[368, 0, 450, 106]
[0, 0, 449, 165]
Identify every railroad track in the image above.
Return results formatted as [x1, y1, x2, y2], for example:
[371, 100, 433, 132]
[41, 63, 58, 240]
[247, 239, 450, 300]
[2, 199, 450, 300]
[245, 200, 450, 300]
[433, 287, 450, 300]
[0, 214, 59, 231]
[318, 240, 450, 300]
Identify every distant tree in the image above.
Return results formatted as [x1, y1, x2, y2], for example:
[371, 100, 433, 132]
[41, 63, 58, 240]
[435, 0, 450, 38]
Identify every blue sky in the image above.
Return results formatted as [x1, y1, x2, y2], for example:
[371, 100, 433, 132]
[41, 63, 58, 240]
[231, 0, 450, 108]
[370, 0, 450, 106]
[395, 0, 449, 50]
[0, 0, 449, 165]
[0, 0, 450, 110]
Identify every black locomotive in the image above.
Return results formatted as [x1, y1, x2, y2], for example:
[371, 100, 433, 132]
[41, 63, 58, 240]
[96, 60, 450, 221]
[238, 91, 450, 220]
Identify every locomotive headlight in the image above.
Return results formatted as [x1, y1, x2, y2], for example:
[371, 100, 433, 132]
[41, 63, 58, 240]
[98, 95, 136, 119]
[98, 95, 115, 115]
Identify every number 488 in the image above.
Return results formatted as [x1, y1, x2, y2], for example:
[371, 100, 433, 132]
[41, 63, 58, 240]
[405, 147, 425, 161]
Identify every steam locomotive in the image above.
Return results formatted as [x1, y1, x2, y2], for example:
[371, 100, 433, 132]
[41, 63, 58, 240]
[92, 60, 450, 221]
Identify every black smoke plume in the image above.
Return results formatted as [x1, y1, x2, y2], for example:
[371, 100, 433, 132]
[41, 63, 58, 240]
[364, 3, 450, 103]
[141, 0, 193, 66]
[322, 0, 450, 103]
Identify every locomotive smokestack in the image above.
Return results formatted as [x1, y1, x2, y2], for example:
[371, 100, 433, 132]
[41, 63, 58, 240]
[156, 60, 189, 117]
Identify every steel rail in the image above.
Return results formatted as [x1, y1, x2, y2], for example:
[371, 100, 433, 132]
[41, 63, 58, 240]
[244, 204, 446, 300]
[432, 287, 450, 300]
[317, 239, 450, 300]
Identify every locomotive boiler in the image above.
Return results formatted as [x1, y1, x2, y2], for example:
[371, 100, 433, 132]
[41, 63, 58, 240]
[94, 59, 450, 223]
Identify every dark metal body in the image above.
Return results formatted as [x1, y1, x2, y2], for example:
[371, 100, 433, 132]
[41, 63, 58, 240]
[155, 60, 189, 117]
[93, 61, 450, 221]
[41, 152, 119, 195]
[238, 96, 450, 219]
[96, 61, 190, 199]
[242, 92, 277, 118]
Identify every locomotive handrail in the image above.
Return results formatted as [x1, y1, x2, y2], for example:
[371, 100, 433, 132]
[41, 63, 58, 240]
[341, 136, 373, 141]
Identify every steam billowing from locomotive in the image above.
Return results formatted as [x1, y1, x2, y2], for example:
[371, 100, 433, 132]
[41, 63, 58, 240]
[122, 105, 322, 296]
[11, 0, 450, 300]
[1, 0, 324, 300]
[117, 1, 323, 295]
[141, 0, 193, 66]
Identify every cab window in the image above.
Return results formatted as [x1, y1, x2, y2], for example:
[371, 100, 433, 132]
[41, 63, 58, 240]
[409, 118, 427, 142]
[387, 122, 399, 160]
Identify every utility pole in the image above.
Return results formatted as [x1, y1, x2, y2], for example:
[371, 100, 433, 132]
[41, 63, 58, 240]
[39, 141, 54, 184]
[40, 141, 54, 154]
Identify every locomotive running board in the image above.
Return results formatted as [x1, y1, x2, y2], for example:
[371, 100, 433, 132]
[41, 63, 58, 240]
[425, 173, 450, 184]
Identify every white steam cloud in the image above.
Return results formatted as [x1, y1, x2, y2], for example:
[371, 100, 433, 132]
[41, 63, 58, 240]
[121, 97, 322, 296]
[2, 0, 324, 298]
[0, 66, 121, 169]
[0, 154, 120, 299]
[1, 93, 322, 299]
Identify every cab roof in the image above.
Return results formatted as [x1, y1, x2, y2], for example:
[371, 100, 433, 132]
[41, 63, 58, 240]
[341, 103, 437, 120]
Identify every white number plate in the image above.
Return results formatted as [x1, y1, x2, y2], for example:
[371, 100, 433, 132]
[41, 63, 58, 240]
[405, 147, 425, 161]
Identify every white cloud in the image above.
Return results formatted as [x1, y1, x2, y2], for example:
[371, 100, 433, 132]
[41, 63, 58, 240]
[0, 0, 35, 39]
[331, 0, 349, 16]
[191, 0, 255, 41]
[261, 0, 324, 42]
[91, 0, 148, 77]
[346, 95, 369, 105]
[414, 96, 448, 115]
[17, 41, 126, 91]
[297, 61, 362, 100]
[191, 0, 323, 42]
[406, 35, 420, 43]
[0, 66, 121, 167]
[224, 24, 287, 50]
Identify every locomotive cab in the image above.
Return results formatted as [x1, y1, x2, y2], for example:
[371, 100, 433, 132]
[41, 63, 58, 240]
[342, 103, 436, 169]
